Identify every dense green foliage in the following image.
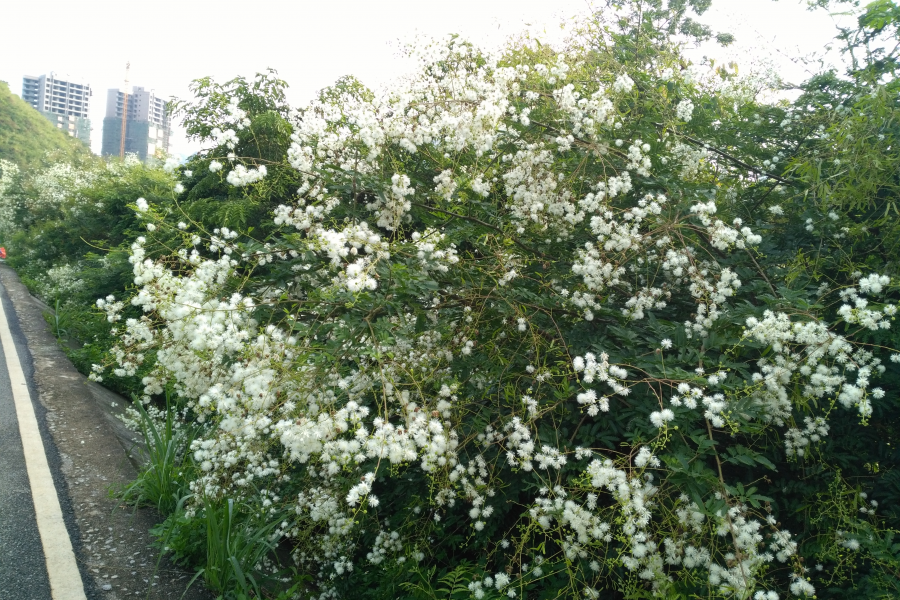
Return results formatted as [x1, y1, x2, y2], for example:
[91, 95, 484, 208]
[0, 81, 88, 168]
[0, 156, 175, 392]
[2, 2, 900, 600]
[169, 69, 300, 233]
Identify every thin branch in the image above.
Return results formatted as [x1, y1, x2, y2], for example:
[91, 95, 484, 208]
[410, 202, 548, 258]
[655, 123, 796, 186]
[745, 247, 779, 297]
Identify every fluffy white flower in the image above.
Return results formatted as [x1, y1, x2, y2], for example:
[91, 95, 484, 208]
[676, 99, 695, 122]
[649, 408, 675, 428]
[163, 157, 180, 173]
[226, 164, 267, 187]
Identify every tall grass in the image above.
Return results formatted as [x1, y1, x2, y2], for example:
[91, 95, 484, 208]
[120, 393, 197, 515]
[201, 497, 284, 598]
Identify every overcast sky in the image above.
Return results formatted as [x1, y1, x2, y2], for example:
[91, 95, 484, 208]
[0, 0, 849, 158]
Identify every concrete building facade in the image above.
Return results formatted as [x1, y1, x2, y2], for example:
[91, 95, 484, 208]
[101, 86, 171, 161]
[21, 73, 92, 146]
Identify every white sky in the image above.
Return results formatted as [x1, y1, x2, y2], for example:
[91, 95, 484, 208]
[0, 0, 850, 158]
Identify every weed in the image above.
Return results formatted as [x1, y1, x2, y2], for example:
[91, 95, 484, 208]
[119, 393, 198, 514]
[196, 497, 286, 599]
[43, 297, 69, 340]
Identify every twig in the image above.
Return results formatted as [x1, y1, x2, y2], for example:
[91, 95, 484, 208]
[410, 202, 548, 258]
[655, 123, 796, 186]
[745, 248, 779, 297]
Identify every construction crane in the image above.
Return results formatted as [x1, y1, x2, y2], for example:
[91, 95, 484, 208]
[119, 62, 130, 158]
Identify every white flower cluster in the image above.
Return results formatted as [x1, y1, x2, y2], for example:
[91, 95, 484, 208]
[163, 157, 180, 173]
[837, 275, 897, 331]
[573, 352, 629, 415]
[676, 99, 695, 122]
[706, 505, 799, 597]
[625, 140, 653, 176]
[784, 416, 829, 458]
[210, 127, 239, 150]
[585, 458, 667, 585]
[669, 381, 729, 427]
[225, 164, 267, 187]
[304, 221, 388, 293]
[365, 173, 414, 230]
[366, 529, 405, 565]
[0, 160, 101, 237]
[684, 266, 743, 338]
[690, 202, 761, 250]
[745, 310, 889, 419]
[411, 228, 458, 273]
[34, 263, 87, 299]
[95, 294, 124, 323]
[613, 73, 635, 93]
[503, 417, 536, 470]
[432, 169, 457, 201]
[669, 141, 708, 178]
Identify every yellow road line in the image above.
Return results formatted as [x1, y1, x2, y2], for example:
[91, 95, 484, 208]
[0, 292, 87, 600]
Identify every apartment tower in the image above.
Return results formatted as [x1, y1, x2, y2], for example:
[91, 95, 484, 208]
[21, 73, 92, 145]
[101, 86, 171, 161]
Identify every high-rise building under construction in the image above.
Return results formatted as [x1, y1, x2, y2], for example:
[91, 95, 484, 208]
[21, 73, 92, 146]
[101, 86, 171, 161]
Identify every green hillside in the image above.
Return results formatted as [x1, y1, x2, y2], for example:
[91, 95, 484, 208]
[0, 81, 89, 167]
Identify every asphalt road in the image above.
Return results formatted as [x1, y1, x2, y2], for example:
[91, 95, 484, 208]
[0, 281, 80, 598]
[0, 289, 54, 597]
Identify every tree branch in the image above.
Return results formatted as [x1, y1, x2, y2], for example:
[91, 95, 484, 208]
[410, 202, 548, 258]
[656, 123, 796, 186]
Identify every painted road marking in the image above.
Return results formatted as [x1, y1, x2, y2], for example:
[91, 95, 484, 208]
[0, 294, 87, 600]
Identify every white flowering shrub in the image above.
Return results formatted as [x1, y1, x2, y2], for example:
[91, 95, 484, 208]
[31, 262, 87, 299]
[80, 3, 900, 600]
[0, 153, 180, 399]
[0, 159, 20, 232]
[0, 159, 99, 239]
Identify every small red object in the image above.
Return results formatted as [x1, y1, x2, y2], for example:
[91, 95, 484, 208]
[0, 247, 6, 259]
